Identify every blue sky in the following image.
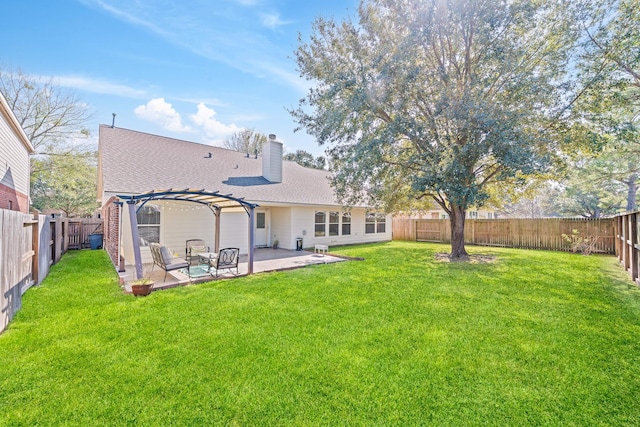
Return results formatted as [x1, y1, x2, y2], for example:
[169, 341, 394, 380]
[1, 0, 359, 155]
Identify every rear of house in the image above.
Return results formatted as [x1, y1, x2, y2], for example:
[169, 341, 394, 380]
[97, 126, 391, 268]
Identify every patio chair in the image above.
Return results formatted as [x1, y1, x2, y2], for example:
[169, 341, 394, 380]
[150, 243, 189, 280]
[186, 239, 210, 265]
[202, 247, 240, 277]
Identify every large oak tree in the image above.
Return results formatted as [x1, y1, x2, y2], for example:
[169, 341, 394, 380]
[292, 0, 586, 258]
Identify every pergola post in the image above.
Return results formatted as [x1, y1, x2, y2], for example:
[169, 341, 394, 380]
[248, 206, 255, 275]
[127, 200, 144, 279]
[214, 207, 221, 253]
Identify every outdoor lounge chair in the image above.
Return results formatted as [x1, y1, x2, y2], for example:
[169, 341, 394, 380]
[201, 247, 240, 277]
[150, 243, 189, 280]
[185, 239, 210, 265]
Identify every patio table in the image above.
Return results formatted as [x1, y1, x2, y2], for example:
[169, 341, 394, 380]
[198, 252, 218, 267]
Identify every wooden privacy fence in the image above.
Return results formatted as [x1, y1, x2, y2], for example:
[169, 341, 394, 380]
[392, 218, 616, 254]
[0, 210, 35, 334]
[615, 211, 639, 285]
[67, 219, 103, 249]
[1, 213, 102, 334]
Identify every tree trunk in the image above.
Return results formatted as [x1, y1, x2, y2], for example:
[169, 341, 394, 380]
[626, 173, 638, 212]
[449, 205, 468, 260]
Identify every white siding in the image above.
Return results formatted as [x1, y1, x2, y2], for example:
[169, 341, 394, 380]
[161, 202, 216, 256]
[0, 111, 30, 195]
[219, 211, 249, 254]
[270, 206, 292, 249]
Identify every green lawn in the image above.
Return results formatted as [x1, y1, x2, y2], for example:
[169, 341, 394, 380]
[1, 242, 640, 426]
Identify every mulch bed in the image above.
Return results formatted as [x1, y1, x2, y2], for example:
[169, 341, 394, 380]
[434, 253, 497, 263]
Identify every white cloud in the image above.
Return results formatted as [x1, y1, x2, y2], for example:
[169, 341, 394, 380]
[134, 98, 192, 133]
[56, 75, 146, 98]
[234, 0, 261, 5]
[190, 103, 240, 142]
[260, 12, 290, 30]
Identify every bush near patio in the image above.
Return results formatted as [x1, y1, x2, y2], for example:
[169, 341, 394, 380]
[1, 242, 640, 425]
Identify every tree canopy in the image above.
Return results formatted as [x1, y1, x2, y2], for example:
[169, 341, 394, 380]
[292, 0, 586, 258]
[223, 128, 268, 156]
[30, 152, 98, 217]
[0, 68, 91, 153]
[283, 149, 326, 170]
[0, 67, 95, 216]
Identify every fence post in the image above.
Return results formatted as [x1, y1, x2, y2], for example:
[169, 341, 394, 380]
[62, 218, 69, 254]
[54, 217, 62, 264]
[31, 212, 39, 286]
[631, 213, 638, 284]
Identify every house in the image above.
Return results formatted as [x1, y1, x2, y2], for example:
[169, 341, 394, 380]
[97, 126, 392, 274]
[0, 92, 35, 213]
[402, 208, 498, 220]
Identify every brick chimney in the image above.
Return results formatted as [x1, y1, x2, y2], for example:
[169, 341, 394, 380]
[262, 134, 283, 183]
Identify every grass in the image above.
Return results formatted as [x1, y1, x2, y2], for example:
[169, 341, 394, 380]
[1, 241, 640, 426]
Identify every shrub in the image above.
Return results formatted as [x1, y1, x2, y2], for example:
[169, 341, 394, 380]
[562, 229, 599, 255]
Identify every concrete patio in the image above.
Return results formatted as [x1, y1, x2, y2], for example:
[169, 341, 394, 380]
[120, 248, 347, 294]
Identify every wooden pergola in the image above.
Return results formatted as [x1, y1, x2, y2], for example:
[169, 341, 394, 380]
[117, 188, 259, 280]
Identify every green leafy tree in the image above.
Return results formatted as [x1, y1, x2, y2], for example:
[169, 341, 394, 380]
[30, 151, 98, 217]
[292, 0, 585, 258]
[572, 0, 640, 212]
[551, 155, 626, 218]
[223, 128, 268, 156]
[284, 149, 326, 170]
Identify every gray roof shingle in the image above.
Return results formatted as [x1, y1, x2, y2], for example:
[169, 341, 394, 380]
[98, 125, 342, 206]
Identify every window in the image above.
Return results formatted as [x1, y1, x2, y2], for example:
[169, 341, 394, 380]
[342, 212, 351, 235]
[137, 204, 160, 246]
[315, 211, 326, 237]
[376, 213, 386, 233]
[365, 212, 376, 234]
[366, 212, 386, 234]
[329, 211, 339, 236]
[487, 212, 493, 219]
[256, 212, 266, 229]
[468, 211, 478, 219]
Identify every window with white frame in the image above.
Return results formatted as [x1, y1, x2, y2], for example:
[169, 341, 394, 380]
[366, 212, 386, 234]
[342, 212, 351, 235]
[468, 211, 478, 219]
[376, 213, 386, 233]
[329, 211, 339, 236]
[365, 212, 376, 234]
[137, 204, 160, 246]
[315, 211, 326, 237]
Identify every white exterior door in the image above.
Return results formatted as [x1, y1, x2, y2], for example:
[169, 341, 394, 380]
[254, 211, 268, 247]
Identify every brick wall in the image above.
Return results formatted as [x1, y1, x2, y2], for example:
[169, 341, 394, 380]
[0, 182, 29, 213]
[101, 196, 121, 270]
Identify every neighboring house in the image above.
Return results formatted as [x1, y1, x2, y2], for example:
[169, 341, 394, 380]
[97, 126, 392, 269]
[395, 207, 498, 221]
[0, 92, 35, 213]
[421, 208, 498, 220]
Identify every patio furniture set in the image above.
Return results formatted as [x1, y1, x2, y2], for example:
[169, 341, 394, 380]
[150, 239, 239, 280]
